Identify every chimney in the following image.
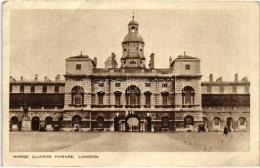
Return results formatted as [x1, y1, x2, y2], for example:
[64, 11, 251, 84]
[209, 73, 213, 82]
[216, 77, 223, 82]
[169, 56, 172, 67]
[10, 76, 16, 81]
[111, 52, 117, 69]
[242, 76, 248, 82]
[235, 73, 238, 82]
[34, 74, 38, 81]
[149, 53, 154, 69]
[55, 74, 60, 81]
[94, 57, 97, 66]
[20, 76, 23, 81]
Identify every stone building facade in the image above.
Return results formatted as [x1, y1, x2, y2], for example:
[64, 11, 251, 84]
[9, 18, 250, 132]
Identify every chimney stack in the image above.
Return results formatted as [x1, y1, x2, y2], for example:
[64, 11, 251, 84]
[34, 74, 38, 81]
[55, 74, 60, 81]
[20, 76, 23, 81]
[94, 57, 97, 66]
[169, 56, 172, 67]
[235, 73, 238, 82]
[209, 73, 213, 82]
[149, 53, 154, 69]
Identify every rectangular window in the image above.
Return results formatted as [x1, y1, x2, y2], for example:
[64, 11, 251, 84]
[30, 86, 35, 93]
[20, 85, 24, 93]
[115, 95, 121, 105]
[207, 86, 212, 93]
[74, 96, 82, 105]
[115, 83, 121, 87]
[145, 95, 151, 105]
[10, 85, 12, 93]
[54, 85, 59, 93]
[219, 86, 224, 93]
[42, 86, 47, 93]
[232, 86, 237, 93]
[162, 95, 168, 105]
[185, 64, 190, 70]
[162, 83, 167, 87]
[244, 86, 249, 93]
[91, 94, 96, 104]
[99, 83, 104, 87]
[145, 83, 151, 87]
[76, 64, 81, 70]
[98, 95, 103, 105]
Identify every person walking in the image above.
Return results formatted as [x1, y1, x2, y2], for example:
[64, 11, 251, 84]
[223, 125, 228, 136]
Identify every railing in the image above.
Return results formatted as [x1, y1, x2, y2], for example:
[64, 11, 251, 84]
[91, 105, 112, 108]
[182, 104, 197, 108]
[155, 105, 175, 108]
[114, 105, 123, 108]
[125, 105, 141, 108]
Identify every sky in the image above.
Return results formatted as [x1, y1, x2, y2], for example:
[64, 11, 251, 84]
[10, 9, 252, 81]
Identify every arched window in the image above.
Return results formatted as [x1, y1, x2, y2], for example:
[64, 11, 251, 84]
[161, 92, 169, 105]
[125, 85, 141, 106]
[114, 91, 122, 105]
[182, 86, 195, 106]
[213, 117, 221, 125]
[184, 116, 194, 127]
[239, 117, 246, 125]
[72, 115, 81, 127]
[45, 116, 53, 125]
[71, 86, 84, 106]
[144, 91, 152, 106]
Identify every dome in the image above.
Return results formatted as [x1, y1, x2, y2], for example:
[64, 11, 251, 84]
[122, 32, 144, 43]
[128, 20, 139, 25]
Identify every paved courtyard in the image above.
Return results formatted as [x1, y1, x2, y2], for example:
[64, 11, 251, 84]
[10, 132, 249, 152]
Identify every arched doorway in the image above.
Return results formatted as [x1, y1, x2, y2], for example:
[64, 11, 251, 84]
[145, 117, 152, 132]
[213, 117, 221, 130]
[45, 116, 53, 131]
[10, 116, 19, 131]
[161, 116, 169, 129]
[184, 115, 194, 128]
[72, 115, 81, 130]
[226, 117, 233, 132]
[97, 116, 104, 131]
[238, 117, 246, 130]
[31, 116, 40, 131]
[125, 114, 140, 132]
[125, 85, 141, 108]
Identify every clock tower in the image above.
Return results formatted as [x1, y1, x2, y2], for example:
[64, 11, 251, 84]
[121, 16, 146, 68]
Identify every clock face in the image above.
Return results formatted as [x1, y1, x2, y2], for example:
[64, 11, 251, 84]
[129, 47, 137, 55]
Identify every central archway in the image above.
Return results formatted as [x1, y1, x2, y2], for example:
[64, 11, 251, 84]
[125, 114, 140, 132]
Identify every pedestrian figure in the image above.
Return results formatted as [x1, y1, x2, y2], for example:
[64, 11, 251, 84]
[223, 125, 228, 136]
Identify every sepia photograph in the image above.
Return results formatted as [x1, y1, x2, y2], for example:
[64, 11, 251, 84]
[2, 1, 259, 167]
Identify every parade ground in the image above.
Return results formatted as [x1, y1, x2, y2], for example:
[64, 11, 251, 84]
[9, 132, 250, 152]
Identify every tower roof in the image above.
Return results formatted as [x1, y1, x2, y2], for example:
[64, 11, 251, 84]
[128, 20, 139, 25]
[122, 32, 144, 43]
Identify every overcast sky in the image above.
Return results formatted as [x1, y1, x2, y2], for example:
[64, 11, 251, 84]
[10, 9, 252, 81]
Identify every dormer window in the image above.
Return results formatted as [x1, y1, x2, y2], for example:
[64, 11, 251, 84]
[124, 49, 126, 52]
[76, 64, 81, 70]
